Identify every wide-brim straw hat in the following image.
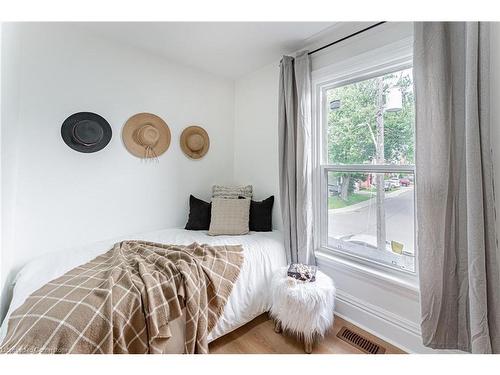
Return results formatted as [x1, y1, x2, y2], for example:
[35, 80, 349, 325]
[180, 126, 210, 159]
[122, 113, 171, 159]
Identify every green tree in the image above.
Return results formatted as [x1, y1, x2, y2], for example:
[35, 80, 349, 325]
[383, 73, 415, 164]
[327, 69, 414, 201]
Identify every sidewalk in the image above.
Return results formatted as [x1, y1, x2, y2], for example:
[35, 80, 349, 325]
[330, 187, 412, 214]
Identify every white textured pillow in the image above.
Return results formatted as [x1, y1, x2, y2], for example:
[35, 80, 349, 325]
[212, 185, 252, 199]
[208, 198, 251, 236]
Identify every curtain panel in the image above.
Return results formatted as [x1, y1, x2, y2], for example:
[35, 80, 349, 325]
[278, 51, 314, 265]
[414, 22, 500, 353]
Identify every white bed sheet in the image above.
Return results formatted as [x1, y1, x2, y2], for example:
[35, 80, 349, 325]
[0, 228, 286, 351]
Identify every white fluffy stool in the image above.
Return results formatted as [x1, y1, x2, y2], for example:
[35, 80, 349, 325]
[269, 266, 336, 353]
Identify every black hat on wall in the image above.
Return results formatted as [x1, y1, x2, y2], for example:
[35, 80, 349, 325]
[61, 112, 112, 153]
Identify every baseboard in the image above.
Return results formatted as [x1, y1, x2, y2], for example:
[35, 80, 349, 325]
[315, 252, 437, 353]
[334, 288, 435, 354]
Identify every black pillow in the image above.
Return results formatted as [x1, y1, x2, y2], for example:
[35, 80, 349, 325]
[239, 195, 274, 232]
[185, 195, 211, 230]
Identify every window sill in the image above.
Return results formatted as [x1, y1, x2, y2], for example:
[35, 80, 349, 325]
[315, 247, 420, 298]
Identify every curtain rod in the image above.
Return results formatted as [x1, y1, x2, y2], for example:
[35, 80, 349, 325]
[308, 22, 387, 56]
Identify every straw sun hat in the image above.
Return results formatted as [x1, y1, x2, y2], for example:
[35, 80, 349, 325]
[180, 126, 210, 160]
[122, 113, 171, 159]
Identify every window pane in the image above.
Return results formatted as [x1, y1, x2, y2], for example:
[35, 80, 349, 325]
[327, 171, 415, 272]
[327, 68, 414, 165]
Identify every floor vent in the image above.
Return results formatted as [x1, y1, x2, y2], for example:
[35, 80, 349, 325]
[336, 326, 386, 354]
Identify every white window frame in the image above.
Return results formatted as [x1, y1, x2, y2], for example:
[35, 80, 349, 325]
[312, 38, 419, 286]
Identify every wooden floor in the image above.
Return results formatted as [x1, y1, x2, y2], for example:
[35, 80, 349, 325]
[209, 313, 405, 354]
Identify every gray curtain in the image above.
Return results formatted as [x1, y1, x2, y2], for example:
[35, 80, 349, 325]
[414, 22, 500, 353]
[278, 51, 314, 265]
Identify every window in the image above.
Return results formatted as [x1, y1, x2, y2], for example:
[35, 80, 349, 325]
[316, 66, 416, 273]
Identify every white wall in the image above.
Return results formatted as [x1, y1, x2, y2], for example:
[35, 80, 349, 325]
[0, 23, 22, 321]
[0, 23, 235, 319]
[233, 63, 282, 229]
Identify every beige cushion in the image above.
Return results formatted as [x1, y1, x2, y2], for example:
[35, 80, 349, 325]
[208, 198, 250, 236]
[212, 185, 252, 199]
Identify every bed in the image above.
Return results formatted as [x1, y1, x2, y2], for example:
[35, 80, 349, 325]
[0, 228, 286, 353]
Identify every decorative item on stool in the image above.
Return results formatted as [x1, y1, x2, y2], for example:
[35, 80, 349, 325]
[269, 265, 336, 353]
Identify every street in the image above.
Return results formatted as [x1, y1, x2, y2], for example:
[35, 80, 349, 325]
[328, 187, 415, 271]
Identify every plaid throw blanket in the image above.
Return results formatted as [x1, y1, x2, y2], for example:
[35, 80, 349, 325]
[0, 241, 244, 354]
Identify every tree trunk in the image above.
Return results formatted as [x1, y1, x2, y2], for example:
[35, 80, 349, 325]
[340, 175, 350, 201]
[375, 77, 386, 252]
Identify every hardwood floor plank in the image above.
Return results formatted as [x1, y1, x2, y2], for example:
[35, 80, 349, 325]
[209, 314, 405, 354]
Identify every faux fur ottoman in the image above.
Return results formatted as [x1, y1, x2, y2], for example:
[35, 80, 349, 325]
[269, 266, 336, 353]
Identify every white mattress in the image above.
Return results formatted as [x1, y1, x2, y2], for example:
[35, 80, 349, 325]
[0, 228, 286, 351]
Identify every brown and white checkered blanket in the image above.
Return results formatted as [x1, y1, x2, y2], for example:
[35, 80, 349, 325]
[0, 241, 244, 354]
